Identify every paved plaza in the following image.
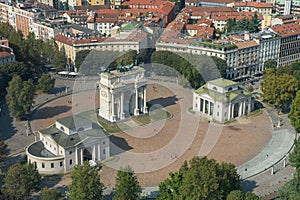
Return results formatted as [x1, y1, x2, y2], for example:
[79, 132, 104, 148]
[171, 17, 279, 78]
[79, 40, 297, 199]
[29, 80, 274, 188]
[1, 76, 296, 199]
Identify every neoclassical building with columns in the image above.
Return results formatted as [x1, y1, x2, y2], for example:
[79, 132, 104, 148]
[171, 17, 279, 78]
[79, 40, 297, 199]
[193, 78, 254, 123]
[26, 115, 110, 174]
[99, 65, 147, 122]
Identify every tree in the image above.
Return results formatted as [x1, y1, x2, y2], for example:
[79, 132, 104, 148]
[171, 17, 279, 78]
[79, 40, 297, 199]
[0, 140, 7, 162]
[51, 48, 67, 71]
[244, 192, 259, 200]
[264, 59, 277, 70]
[4, 162, 40, 200]
[212, 56, 227, 78]
[75, 50, 91, 69]
[38, 74, 55, 93]
[226, 190, 244, 200]
[6, 75, 23, 119]
[289, 91, 300, 131]
[261, 68, 298, 111]
[68, 161, 104, 200]
[113, 166, 142, 200]
[41, 187, 62, 200]
[6, 75, 35, 119]
[157, 156, 240, 200]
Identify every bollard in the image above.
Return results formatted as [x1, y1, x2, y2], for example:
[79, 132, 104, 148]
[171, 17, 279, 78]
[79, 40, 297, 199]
[271, 166, 274, 175]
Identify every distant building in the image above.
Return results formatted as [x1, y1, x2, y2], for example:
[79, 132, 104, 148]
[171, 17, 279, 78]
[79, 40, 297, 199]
[54, 29, 148, 66]
[193, 78, 254, 123]
[185, 0, 235, 7]
[0, 36, 15, 66]
[26, 115, 110, 174]
[99, 65, 147, 122]
[276, 0, 300, 15]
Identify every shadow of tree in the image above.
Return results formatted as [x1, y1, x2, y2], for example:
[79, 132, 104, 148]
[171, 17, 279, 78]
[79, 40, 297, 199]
[241, 179, 258, 192]
[31, 105, 72, 120]
[0, 103, 17, 141]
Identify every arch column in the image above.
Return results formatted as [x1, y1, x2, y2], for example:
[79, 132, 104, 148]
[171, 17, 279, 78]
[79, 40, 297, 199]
[110, 91, 116, 122]
[120, 91, 125, 119]
[143, 86, 148, 114]
[134, 87, 139, 116]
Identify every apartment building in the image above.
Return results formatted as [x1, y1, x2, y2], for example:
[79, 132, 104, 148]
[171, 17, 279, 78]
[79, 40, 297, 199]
[54, 29, 148, 66]
[185, 0, 235, 7]
[253, 30, 280, 71]
[276, 0, 300, 15]
[271, 23, 300, 67]
[234, 2, 273, 16]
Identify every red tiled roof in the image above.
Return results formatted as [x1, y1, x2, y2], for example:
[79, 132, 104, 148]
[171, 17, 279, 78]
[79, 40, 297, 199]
[235, 40, 259, 49]
[186, 0, 234, 4]
[122, 0, 166, 6]
[54, 34, 105, 46]
[271, 23, 300, 37]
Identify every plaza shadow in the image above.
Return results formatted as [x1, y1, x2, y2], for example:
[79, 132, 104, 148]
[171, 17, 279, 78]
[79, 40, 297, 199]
[31, 105, 72, 120]
[109, 135, 133, 157]
[148, 95, 179, 109]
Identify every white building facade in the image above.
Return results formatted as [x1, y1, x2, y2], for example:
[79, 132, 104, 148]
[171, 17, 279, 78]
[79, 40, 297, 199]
[26, 115, 110, 174]
[193, 78, 254, 123]
[99, 65, 147, 122]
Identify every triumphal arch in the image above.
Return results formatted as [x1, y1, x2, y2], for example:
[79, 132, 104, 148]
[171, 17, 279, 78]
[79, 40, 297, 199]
[98, 64, 147, 122]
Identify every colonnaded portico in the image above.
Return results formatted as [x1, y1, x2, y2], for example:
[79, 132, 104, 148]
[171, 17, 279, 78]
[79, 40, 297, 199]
[193, 78, 254, 123]
[99, 65, 148, 122]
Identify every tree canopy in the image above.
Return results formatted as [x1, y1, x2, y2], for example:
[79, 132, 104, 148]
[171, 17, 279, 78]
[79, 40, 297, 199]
[288, 91, 300, 131]
[68, 161, 104, 200]
[6, 75, 35, 119]
[0, 140, 7, 162]
[75, 50, 91, 69]
[261, 68, 298, 111]
[264, 59, 277, 70]
[157, 156, 240, 200]
[278, 138, 300, 199]
[113, 166, 142, 200]
[4, 162, 40, 200]
[225, 13, 260, 33]
[37, 74, 55, 93]
[0, 22, 67, 71]
[226, 190, 259, 200]
[41, 187, 63, 200]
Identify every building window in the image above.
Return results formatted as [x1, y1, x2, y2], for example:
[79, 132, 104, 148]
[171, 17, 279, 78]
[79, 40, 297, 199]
[61, 151, 63, 154]
[70, 159, 73, 165]
[103, 149, 106, 155]
[42, 163, 45, 168]
[69, 151, 72, 155]
[103, 141, 105, 145]
[51, 163, 54, 168]
[54, 147, 56, 151]
[60, 161, 63, 167]
[217, 112, 219, 116]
